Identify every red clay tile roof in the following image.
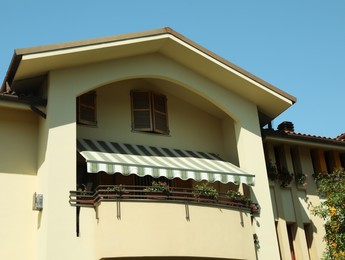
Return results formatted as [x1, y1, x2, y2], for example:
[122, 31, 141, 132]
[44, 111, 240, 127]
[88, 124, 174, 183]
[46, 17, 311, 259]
[262, 128, 345, 147]
[285, 131, 345, 142]
[337, 133, 345, 140]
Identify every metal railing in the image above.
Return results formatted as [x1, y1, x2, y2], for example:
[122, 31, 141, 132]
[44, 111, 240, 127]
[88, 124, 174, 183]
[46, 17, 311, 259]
[69, 185, 260, 215]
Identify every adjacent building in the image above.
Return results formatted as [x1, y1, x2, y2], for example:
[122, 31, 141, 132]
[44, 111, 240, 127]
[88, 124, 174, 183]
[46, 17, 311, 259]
[262, 122, 345, 259]
[0, 27, 340, 260]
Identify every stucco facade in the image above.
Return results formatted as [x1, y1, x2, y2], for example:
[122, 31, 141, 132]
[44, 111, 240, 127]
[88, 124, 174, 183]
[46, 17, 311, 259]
[0, 28, 331, 260]
[262, 125, 345, 260]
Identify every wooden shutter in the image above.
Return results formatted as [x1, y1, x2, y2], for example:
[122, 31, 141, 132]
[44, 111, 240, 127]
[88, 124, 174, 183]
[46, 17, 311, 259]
[77, 91, 97, 125]
[152, 92, 169, 134]
[131, 90, 153, 131]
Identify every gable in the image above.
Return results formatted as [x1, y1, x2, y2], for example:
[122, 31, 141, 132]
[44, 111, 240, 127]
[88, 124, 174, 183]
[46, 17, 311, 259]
[1, 27, 296, 124]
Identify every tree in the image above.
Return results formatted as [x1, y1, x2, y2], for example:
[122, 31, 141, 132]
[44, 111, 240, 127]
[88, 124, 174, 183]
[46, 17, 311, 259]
[312, 168, 345, 259]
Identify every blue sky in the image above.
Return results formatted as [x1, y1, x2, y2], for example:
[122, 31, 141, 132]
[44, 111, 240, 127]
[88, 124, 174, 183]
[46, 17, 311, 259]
[1, 1, 344, 138]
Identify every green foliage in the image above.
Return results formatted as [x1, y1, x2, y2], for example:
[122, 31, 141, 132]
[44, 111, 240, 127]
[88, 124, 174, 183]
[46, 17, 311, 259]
[267, 160, 278, 181]
[278, 167, 293, 187]
[226, 190, 251, 206]
[266, 161, 294, 187]
[77, 184, 88, 195]
[144, 181, 170, 193]
[193, 182, 219, 199]
[312, 168, 345, 259]
[107, 184, 125, 193]
[295, 172, 308, 186]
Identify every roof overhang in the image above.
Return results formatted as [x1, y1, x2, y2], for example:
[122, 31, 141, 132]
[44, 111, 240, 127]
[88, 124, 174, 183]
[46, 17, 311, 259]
[262, 129, 345, 151]
[1, 27, 296, 121]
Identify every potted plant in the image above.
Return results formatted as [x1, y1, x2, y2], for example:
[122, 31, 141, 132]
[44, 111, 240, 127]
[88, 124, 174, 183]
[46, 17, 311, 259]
[226, 190, 251, 206]
[144, 181, 171, 198]
[77, 184, 93, 205]
[267, 160, 278, 181]
[295, 173, 307, 187]
[106, 184, 128, 197]
[193, 182, 219, 201]
[279, 167, 293, 187]
[250, 203, 260, 215]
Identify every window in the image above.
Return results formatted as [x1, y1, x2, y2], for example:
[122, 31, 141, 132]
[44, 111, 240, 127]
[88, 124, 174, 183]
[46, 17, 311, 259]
[291, 147, 302, 175]
[274, 146, 283, 172]
[77, 91, 97, 126]
[130, 90, 169, 134]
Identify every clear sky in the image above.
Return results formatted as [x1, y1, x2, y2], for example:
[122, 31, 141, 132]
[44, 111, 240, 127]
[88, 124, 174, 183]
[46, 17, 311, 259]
[1, 1, 344, 138]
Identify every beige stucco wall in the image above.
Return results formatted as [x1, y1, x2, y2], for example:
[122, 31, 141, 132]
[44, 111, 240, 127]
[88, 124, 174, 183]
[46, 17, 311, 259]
[77, 202, 256, 260]
[77, 79, 234, 160]
[0, 107, 38, 174]
[265, 141, 326, 260]
[233, 108, 281, 259]
[0, 107, 38, 260]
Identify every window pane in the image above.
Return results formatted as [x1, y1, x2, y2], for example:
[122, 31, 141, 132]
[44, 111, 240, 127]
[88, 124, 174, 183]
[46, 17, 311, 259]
[154, 112, 168, 134]
[79, 93, 95, 107]
[80, 107, 96, 123]
[78, 91, 96, 125]
[153, 94, 166, 113]
[131, 90, 169, 134]
[132, 92, 150, 109]
[133, 111, 152, 129]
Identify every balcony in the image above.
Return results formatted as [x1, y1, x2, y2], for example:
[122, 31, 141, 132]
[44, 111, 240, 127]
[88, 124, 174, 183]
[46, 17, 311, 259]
[69, 185, 259, 259]
[69, 185, 259, 215]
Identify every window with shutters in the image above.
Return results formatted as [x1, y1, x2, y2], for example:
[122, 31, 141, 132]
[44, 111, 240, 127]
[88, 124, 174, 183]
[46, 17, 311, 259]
[131, 90, 169, 134]
[77, 91, 97, 126]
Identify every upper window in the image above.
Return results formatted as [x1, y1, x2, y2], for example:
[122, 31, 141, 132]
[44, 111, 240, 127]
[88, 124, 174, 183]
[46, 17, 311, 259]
[130, 90, 169, 134]
[77, 91, 97, 126]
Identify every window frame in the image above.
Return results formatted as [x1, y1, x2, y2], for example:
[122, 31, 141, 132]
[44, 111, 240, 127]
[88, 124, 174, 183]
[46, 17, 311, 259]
[77, 91, 97, 126]
[130, 90, 169, 135]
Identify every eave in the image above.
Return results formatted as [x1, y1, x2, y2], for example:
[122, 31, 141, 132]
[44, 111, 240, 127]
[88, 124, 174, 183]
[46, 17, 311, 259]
[262, 129, 345, 152]
[1, 27, 296, 121]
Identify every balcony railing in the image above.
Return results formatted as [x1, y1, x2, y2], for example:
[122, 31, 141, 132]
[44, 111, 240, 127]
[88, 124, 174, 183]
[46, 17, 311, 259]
[69, 185, 260, 215]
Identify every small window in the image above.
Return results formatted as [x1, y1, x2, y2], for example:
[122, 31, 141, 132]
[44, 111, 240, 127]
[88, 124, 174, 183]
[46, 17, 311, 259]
[131, 90, 169, 134]
[77, 91, 97, 126]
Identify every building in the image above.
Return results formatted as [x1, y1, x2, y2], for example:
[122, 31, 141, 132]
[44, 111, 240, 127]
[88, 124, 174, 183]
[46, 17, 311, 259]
[0, 27, 337, 260]
[262, 122, 345, 259]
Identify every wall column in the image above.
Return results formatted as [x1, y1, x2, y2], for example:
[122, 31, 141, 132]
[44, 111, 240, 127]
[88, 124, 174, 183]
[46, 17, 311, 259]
[235, 119, 281, 260]
[37, 71, 95, 260]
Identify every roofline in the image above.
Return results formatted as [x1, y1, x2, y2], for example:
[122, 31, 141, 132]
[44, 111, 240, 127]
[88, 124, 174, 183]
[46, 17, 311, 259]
[1, 27, 296, 104]
[262, 129, 345, 149]
[1, 53, 22, 92]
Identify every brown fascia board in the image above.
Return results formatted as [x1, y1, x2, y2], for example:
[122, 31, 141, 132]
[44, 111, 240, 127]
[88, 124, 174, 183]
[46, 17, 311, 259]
[166, 28, 296, 104]
[1, 53, 22, 92]
[262, 129, 345, 148]
[1, 27, 296, 104]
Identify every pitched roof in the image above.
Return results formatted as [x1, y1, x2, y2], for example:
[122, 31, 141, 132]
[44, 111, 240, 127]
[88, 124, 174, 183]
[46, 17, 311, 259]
[263, 128, 345, 149]
[1, 27, 296, 121]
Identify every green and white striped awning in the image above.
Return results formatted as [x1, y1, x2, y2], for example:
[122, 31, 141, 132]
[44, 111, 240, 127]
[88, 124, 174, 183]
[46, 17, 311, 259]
[77, 139, 255, 185]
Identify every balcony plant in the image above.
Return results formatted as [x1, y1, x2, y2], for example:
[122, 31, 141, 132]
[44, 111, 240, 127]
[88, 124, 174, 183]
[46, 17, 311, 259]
[279, 167, 293, 187]
[104, 184, 129, 199]
[77, 184, 93, 204]
[144, 181, 171, 197]
[77, 184, 88, 195]
[267, 160, 278, 181]
[226, 190, 251, 206]
[250, 203, 260, 215]
[295, 173, 308, 187]
[193, 182, 219, 200]
[107, 184, 126, 193]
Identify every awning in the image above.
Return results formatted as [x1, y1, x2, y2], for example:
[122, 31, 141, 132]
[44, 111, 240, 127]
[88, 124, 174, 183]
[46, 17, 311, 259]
[77, 139, 255, 185]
